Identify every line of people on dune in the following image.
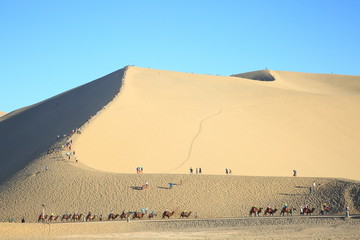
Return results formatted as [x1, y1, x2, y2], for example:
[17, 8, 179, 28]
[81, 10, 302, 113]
[249, 203, 330, 216]
[37, 209, 199, 223]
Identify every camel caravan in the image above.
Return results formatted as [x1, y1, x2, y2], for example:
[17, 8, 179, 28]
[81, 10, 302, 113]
[249, 205, 328, 217]
[36, 204, 329, 223]
[37, 209, 196, 223]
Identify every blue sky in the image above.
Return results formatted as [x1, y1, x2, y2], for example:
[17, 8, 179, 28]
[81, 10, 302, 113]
[1, 0, 359, 112]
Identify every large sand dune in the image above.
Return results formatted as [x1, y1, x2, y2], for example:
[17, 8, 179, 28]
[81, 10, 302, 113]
[0, 111, 6, 117]
[0, 66, 360, 238]
[74, 67, 360, 180]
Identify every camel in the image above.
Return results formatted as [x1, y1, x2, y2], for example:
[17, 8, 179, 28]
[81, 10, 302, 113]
[72, 213, 83, 221]
[264, 207, 277, 216]
[120, 211, 130, 220]
[304, 207, 316, 215]
[148, 212, 157, 219]
[38, 214, 47, 222]
[61, 213, 71, 221]
[108, 213, 119, 220]
[133, 212, 145, 219]
[162, 210, 175, 219]
[320, 206, 330, 215]
[249, 207, 263, 217]
[86, 212, 96, 221]
[48, 215, 60, 222]
[180, 211, 192, 218]
[280, 207, 296, 216]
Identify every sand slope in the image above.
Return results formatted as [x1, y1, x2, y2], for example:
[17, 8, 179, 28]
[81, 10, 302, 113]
[0, 111, 6, 118]
[74, 67, 360, 180]
[0, 68, 126, 183]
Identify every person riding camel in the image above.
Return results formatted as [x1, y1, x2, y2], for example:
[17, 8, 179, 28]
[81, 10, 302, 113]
[321, 202, 327, 210]
[283, 203, 288, 211]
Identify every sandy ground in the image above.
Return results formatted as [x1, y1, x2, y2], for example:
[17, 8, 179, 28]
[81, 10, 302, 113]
[0, 111, 6, 117]
[1, 217, 360, 239]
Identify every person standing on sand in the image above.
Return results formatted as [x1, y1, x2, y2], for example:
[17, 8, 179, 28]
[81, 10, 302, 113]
[190, 167, 193, 174]
[199, 168, 202, 174]
[196, 168, 198, 174]
[226, 168, 228, 174]
[293, 170, 297, 177]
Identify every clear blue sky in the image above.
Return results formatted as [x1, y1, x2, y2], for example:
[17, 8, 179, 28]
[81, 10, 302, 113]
[1, 0, 359, 112]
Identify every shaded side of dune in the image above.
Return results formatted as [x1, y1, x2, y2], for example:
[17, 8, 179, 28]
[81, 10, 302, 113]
[0, 67, 126, 183]
[231, 70, 275, 81]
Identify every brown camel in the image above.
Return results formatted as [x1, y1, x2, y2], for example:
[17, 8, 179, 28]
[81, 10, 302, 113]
[133, 212, 145, 219]
[120, 211, 130, 220]
[148, 212, 157, 219]
[264, 207, 277, 216]
[280, 207, 296, 216]
[320, 206, 330, 215]
[180, 211, 192, 218]
[72, 213, 83, 221]
[38, 214, 47, 222]
[48, 215, 58, 222]
[162, 210, 175, 219]
[86, 212, 96, 221]
[108, 213, 119, 220]
[304, 207, 316, 215]
[61, 213, 71, 221]
[249, 207, 263, 217]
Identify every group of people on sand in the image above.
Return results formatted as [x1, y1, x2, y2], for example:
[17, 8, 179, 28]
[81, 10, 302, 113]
[189, 167, 202, 174]
[136, 166, 144, 174]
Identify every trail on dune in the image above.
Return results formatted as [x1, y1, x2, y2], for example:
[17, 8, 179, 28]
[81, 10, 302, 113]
[167, 110, 222, 172]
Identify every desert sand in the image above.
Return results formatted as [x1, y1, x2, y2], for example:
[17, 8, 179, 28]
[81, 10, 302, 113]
[0, 66, 360, 239]
[0, 111, 6, 117]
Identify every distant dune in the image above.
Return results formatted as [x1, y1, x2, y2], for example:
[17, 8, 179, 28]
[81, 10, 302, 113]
[0, 66, 360, 230]
[0, 111, 6, 117]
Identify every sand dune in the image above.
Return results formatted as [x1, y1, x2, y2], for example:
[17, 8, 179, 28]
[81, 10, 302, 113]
[0, 66, 360, 240]
[74, 67, 360, 180]
[0, 111, 6, 117]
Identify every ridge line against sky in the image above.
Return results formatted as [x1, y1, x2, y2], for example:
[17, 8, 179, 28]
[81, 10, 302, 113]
[1, 0, 359, 112]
